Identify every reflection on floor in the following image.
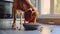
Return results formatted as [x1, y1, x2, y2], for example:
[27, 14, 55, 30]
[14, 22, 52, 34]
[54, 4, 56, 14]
[0, 19, 60, 34]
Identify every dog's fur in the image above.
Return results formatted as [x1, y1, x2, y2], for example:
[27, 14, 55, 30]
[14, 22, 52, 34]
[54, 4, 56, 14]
[12, 0, 38, 28]
[24, 8, 38, 23]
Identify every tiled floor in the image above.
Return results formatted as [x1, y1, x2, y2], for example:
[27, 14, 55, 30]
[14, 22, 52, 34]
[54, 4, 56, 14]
[0, 19, 60, 34]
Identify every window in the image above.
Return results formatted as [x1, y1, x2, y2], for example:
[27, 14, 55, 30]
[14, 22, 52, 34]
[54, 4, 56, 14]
[54, 0, 60, 14]
[41, 0, 50, 15]
[31, 0, 60, 18]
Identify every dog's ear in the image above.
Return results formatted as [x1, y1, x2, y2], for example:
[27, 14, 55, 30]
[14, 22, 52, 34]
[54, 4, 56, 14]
[27, 8, 32, 11]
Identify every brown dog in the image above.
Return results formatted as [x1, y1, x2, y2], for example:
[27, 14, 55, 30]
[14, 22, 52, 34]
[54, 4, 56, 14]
[12, 0, 38, 29]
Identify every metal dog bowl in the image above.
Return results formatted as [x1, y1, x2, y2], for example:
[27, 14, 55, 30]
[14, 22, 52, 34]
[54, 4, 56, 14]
[23, 23, 40, 30]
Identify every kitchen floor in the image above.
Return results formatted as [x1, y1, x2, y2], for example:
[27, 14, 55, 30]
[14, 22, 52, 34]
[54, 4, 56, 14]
[0, 19, 60, 34]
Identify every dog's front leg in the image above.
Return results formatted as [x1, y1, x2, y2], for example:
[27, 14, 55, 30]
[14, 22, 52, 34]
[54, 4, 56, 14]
[12, 9, 17, 29]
